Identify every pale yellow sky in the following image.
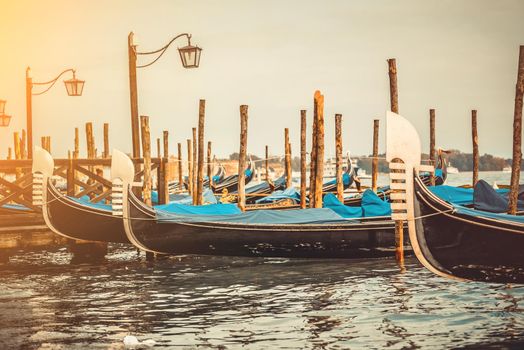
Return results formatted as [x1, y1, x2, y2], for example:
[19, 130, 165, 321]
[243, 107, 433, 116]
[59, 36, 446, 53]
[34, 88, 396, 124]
[0, 0, 523, 159]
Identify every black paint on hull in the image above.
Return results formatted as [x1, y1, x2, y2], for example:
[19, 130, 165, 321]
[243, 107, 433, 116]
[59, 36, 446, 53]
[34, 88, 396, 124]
[413, 175, 524, 283]
[126, 189, 408, 259]
[46, 181, 129, 243]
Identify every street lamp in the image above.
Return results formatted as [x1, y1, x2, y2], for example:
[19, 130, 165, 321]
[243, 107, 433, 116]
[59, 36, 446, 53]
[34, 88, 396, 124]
[128, 32, 202, 158]
[26, 67, 85, 158]
[0, 99, 12, 127]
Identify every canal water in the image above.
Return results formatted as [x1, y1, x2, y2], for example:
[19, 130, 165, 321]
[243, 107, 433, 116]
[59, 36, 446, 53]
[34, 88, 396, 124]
[1, 172, 524, 349]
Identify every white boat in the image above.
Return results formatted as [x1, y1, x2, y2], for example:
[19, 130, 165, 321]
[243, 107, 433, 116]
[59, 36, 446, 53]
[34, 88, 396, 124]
[503, 166, 511, 173]
[446, 162, 459, 174]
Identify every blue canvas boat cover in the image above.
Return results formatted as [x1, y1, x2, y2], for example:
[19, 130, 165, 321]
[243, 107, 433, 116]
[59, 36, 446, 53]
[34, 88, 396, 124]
[152, 188, 217, 205]
[429, 183, 508, 206]
[73, 196, 112, 211]
[453, 203, 524, 224]
[473, 179, 524, 213]
[323, 173, 351, 187]
[361, 189, 391, 217]
[255, 187, 301, 204]
[323, 191, 391, 218]
[156, 202, 241, 215]
[1, 203, 31, 211]
[323, 193, 362, 218]
[156, 207, 349, 225]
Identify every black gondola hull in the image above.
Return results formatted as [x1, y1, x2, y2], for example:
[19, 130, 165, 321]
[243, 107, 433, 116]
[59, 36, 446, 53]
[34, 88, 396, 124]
[45, 181, 129, 243]
[126, 190, 408, 258]
[412, 175, 524, 283]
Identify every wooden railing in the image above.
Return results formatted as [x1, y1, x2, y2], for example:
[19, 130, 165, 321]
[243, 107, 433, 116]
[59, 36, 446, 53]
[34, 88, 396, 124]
[0, 157, 171, 212]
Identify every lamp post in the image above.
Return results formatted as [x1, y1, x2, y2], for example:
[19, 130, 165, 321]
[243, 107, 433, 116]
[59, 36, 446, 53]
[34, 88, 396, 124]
[26, 67, 85, 158]
[128, 32, 202, 158]
[0, 99, 12, 127]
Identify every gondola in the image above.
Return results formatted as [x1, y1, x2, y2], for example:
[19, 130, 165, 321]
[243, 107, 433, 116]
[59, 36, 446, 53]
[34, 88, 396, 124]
[32, 148, 238, 244]
[113, 151, 407, 259]
[322, 158, 357, 194]
[211, 159, 256, 194]
[168, 164, 225, 193]
[343, 150, 447, 207]
[386, 111, 524, 284]
[32, 146, 130, 243]
[228, 175, 287, 204]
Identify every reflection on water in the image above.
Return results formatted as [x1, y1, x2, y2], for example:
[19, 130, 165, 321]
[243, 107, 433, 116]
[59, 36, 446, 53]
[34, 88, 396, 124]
[1, 246, 524, 349]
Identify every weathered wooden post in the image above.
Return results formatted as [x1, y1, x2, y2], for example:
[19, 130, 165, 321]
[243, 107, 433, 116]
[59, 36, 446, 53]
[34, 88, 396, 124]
[67, 151, 75, 196]
[284, 128, 292, 188]
[265, 145, 269, 181]
[156, 138, 161, 158]
[300, 110, 307, 209]
[192, 127, 197, 204]
[509, 46, 524, 215]
[313, 91, 325, 208]
[128, 32, 141, 159]
[103, 123, 109, 158]
[177, 142, 183, 192]
[74, 127, 80, 158]
[372, 119, 380, 192]
[163, 131, 169, 159]
[335, 113, 343, 201]
[7, 147, 12, 160]
[13, 132, 21, 179]
[187, 139, 193, 196]
[471, 110, 479, 186]
[196, 99, 206, 205]
[238, 105, 248, 211]
[388, 58, 404, 266]
[140, 116, 152, 206]
[21, 130, 27, 159]
[387, 59, 399, 114]
[309, 97, 318, 207]
[207, 141, 212, 186]
[429, 109, 436, 186]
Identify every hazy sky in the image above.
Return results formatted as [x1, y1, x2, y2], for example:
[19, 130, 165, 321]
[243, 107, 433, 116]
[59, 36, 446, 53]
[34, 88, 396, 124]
[0, 0, 523, 159]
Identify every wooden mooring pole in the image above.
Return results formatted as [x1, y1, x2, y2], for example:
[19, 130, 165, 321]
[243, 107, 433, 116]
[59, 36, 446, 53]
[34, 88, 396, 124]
[300, 110, 307, 209]
[196, 99, 205, 205]
[238, 105, 248, 211]
[471, 110, 479, 187]
[372, 119, 379, 192]
[187, 139, 193, 196]
[388, 58, 404, 266]
[140, 116, 152, 206]
[192, 127, 197, 204]
[310, 95, 318, 207]
[103, 123, 109, 158]
[284, 128, 292, 188]
[509, 46, 524, 215]
[207, 141, 212, 186]
[335, 113, 343, 201]
[429, 109, 436, 186]
[177, 142, 183, 192]
[313, 91, 325, 208]
[265, 145, 269, 181]
[163, 131, 169, 159]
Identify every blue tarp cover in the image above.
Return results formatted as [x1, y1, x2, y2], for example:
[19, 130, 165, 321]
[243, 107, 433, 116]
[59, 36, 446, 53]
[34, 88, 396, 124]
[361, 189, 392, 217]
[1, 203, 31, 211]
[255, 187, 301, 204]
[72, 196, 112, 211]
[429, 184, 508, 206]
[453, 203, 524, 224]
[323, 173, 351, 187]
[473, 179, 523, 213]
[323, 191, 391, 218]
[156, 207, 348, 224]
[156, 202, 241, 215]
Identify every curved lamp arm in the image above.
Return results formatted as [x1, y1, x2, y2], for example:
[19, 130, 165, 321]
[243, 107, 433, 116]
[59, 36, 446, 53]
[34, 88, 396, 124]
[135, 33, 191, 69]
[31, 68, 77, 96]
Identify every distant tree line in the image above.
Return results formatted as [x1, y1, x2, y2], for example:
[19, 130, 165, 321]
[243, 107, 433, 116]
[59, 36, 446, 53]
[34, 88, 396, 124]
[355, 150, 515, 173]
[220, 150, 519, 173]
